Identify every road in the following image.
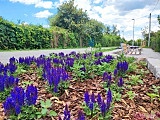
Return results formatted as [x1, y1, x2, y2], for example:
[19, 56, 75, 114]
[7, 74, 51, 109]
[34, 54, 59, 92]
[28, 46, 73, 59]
[0, 48, 94, 64]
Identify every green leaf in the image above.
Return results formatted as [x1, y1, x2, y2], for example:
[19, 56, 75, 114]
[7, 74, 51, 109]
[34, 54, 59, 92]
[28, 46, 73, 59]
[147, 93, 159, 99]
[49, 110, 57, 117]
[46, 99, 52, 108]
[40, 100, 46, 108]
[37, 114, 42, 119]
[41, 108, 48, 115]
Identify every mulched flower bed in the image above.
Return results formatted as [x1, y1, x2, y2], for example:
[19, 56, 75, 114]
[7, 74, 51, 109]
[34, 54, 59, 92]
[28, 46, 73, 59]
[0, 58, 160, 120]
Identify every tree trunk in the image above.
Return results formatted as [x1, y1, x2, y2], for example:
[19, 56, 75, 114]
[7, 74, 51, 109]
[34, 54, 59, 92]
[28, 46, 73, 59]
[80, 36, 82, 48]
[53, 31, 59, 48]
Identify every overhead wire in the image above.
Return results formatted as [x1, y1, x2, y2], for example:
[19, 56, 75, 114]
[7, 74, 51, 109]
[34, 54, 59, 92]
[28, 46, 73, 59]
[150, 0, 159, 14]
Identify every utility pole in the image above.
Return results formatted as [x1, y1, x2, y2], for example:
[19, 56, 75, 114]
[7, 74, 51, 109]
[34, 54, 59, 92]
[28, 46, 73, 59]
[132, 19, 135, 46]
[148, 13, 151, 47]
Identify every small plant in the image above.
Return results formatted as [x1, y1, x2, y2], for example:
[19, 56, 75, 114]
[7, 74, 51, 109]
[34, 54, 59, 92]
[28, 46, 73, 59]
[126, 91, 135, 100]
[71, 63, 86, 80]
[36, 99, 57, 119]
[117, 53, 126, 61]
[16, 105, 38, 120]
[127, 75, 143, 85]
[138, 60, 147, 67]
[127, 63, 137, 73]
[95, 43, 102, 51]
[112, 91, 122, 102]
[0, 88, 12, 102]
[146, 93, 159, 103]
[152, 85, 160, 94]
[21, 81, 33, 88]
[36, 66, 43, 79]
[13, 64, 27, 76]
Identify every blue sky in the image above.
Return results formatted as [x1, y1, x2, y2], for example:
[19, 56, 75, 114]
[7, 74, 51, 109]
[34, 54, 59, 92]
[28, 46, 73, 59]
[0, 0, 160, 40]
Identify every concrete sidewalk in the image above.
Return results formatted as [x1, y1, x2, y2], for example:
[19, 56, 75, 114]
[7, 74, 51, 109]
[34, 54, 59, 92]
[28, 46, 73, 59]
[105, 48, 160, 79]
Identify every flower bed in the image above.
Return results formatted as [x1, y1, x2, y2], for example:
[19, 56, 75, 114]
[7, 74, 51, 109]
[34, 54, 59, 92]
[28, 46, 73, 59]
[0, 51, 159, 120]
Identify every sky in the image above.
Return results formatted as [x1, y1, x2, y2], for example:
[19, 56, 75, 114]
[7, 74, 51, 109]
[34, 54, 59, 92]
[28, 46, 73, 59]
[0, 0, 160, 40]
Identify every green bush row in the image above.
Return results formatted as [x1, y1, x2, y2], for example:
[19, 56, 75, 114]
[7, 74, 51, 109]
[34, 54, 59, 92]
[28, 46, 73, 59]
[150, 30, 160, 52]
[0, 17, 124, 50]
[0, 17, 52, 50]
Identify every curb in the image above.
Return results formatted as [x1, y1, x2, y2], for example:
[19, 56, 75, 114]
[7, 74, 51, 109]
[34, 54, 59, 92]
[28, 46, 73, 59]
[147, 58, 160, 79]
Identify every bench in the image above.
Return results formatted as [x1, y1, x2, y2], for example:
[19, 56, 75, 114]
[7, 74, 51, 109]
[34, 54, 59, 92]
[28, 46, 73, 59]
[121, 44, 142, 55]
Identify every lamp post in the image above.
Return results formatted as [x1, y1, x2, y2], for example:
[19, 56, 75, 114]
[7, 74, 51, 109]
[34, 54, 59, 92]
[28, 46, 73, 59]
[122, 30, 124, 38]
[132, 19, 135, 46]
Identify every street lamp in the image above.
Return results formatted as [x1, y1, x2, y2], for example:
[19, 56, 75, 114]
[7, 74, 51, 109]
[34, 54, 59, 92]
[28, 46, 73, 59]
[132, 19, 135, 46]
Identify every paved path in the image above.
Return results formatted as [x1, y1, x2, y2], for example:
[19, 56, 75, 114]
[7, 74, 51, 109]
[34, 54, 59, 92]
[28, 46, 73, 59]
[105, 48, 160, 79]
[0, 48, 92, 64]
[125, 48, 160, 59]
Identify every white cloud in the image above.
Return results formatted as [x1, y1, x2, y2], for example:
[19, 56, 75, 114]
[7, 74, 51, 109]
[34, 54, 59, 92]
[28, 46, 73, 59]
[9, 0, 41, 5]
[35, 1, 53, 9]
[68, 0, 160, 40]
[34, 10, 53, 18]
[9, 0, 53, 9]
[24, 14, 28, 17]
[43, 25, 50, 28]
[10, 0, 160, 40]
[93, 0, 103, 4]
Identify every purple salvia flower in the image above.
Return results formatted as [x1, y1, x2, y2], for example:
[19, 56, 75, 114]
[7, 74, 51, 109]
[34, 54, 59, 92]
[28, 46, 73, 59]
[53, 85, 58, 93]
[99, 52, 103, 57]
[114, 69, 118, 76]
[91, 93, 95, 103]
[26, 85, 37, 105]
[70, 51, 76, 56]
[15, 104, 21, 115]
[15, 78, 19, 85]
[18, 57, 24, 64]
[8, 63, 17, 74]
[89, 102, 94, 113]
[116, 62, 120, 70]
[8, 76, 15, 87]
[106, 88, 112, 108]
[84, 91, 90, 105]
[0, 76, 5, 91]
[59, 52, 65, 57]
[80, 66, 86, 72]
[107, 74, 112, 86]
[9, 57, 16, 64]
[103, 72, 108, 81]
[100, 101, 107, 117]
[11, 86, 24, 106]
[3, 97, 16, 115]
[97, 93, 102, 106]
[94, 53, 98, 57]
[82, 54, 87, 59]
[123, 61, 128, 71]
[118, 77, 124, 87]
[94, 59, 101, 65]
[63, 105, 70, 120]
[77, 110, 85, 120]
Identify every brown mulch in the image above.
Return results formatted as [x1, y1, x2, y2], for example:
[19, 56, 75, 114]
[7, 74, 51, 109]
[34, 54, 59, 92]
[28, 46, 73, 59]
[0, 61, 160, 120]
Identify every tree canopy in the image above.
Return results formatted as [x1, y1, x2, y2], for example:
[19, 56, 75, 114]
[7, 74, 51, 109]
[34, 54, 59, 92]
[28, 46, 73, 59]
[48, 0, 123, 47]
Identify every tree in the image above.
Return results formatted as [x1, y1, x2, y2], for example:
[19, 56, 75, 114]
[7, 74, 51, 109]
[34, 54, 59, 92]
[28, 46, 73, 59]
[111, 25, 120, 35]
[48, 0, 107, 47]
[48, 0, 89, 32]
[158, 15, 160, 25]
